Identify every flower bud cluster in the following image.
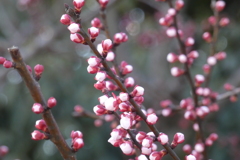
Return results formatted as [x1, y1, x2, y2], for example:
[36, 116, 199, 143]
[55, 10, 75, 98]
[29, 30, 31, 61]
[71, 130, 84, 151]
[31, 119, 49, 140]
[0, 57, 13, 69]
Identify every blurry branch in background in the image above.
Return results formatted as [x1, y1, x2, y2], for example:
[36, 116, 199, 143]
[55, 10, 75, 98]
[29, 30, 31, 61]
[8, 46, 77, 160]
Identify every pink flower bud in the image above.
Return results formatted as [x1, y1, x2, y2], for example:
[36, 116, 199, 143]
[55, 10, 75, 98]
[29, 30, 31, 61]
[149, 151, 162, 160]
[102, 39, 112, 52]
[215, 1, 225, 12]
[185, 155, 196, 160]
[31, 130, 46, 140]
[142, 137, 153, 148]
[205, 138, 213, 146]
[120, 141, 134, 155]
[133, 96, 144, 104]
[68, 23, 80, 34]
[73, 0, 85, 10]
[70, 33, 84, 43]
[105, 97, 117, 111]
[35, 119, 48, 132]
[141, 146, 152, 155]
[0, 146, 8, 157]
[122, 64, 133, 75]
[119, 92, 129, 102]
[209, 133, 218, 141]
[183, 144, 192, 154]
[88, 27, 99, 39]
[168, 8, 176, 16]
[173, 132, 185, 144]
[215, 51, 226, 60]
[202, 32, 212, 43]
[120, 32, 128, 42]
[161, 108, 172, 117]
[91, 18, 102, 28]
[94, 81, 106, 90]
[202, 64, 211, 74]
[175, 0, 184, 10]
[136, 131, 147, 143]
[207, 56, 217, 66]
[93, 104, 107, 115]
[98, 0, 109, 8]
[47, 97, 57, 108]
[60, 14, 72, 25]
[106, 51, 115, 61]
[98, 95, 108, 105]
[34, 64, 44, 75]
[219, 17, 230, 27]
[74, 105, 84, 113]
[0, 57, 6, 64]
[157, 133, 169, 145]
[196, 106, 210, 118]
[167, 52, 178, 63]
[208, 16, 216, 25]
[193, 123, 199, 131]
[184, 110, 196, 121]
[120, 114, 133, 129]
[32, 103, 44, 114]
[87, 56, 101, 67]
[180, 99, 190, 109]
[224, 83, 233, 90]
[166, 27, 176, 37]
[195, 74, 205, 85]
[95, 71, 107, 82]
[171, 67, 184, 77]
[188, 50, 199, 59]
[105, 80, 118, 91]
[71, 130, 83, 139]
[124, 77, 135, 88]
[137, 154, 148, 160]
[131, 86, 144, 97]
[185, 37, 195, 46]
[114, 33, 124, 44]
[87, 66, 99, 74]
[194, 143, 205, 153]
[160, 99, 172, 108]
[119, 102, 131, 112]
[72, 138, 84, 151]
[146, 113, 158, 125]
[3, 60, 13, 68]
[178, 54, 187, 63]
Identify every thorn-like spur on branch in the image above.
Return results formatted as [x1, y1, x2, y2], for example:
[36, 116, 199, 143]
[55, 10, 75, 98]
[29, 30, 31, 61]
[8, 46, 77, 160]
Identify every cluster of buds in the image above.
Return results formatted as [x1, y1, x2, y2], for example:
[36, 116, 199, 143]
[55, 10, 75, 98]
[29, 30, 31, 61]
[0, 57, 13, 68]
[31, 119, 49, 140]
[159, 99, 172, 117]
[31, 97, 57, 114]
[71, 130, 84, 151]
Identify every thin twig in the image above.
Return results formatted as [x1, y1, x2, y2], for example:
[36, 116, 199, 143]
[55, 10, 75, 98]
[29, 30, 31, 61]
[8, 46, 76, 160]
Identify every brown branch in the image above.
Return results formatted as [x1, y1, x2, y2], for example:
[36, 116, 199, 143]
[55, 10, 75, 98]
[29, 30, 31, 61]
[217, 87, 240, 101]
[8, 46, 76, 160]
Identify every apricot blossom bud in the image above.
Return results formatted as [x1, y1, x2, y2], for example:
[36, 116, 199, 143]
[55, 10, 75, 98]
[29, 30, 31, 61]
[88, 27, 99, 39]
[131, 86, 144, 97]
[120, 141, 134, 155]
[202, 32, 212, 43]
[185, 37, 195, 46]
[70, 33, 84, 43]
[215, 1, 225, 12]
[71, 130, 83, 139]
[136, 131, 147, 143]
[68, 23, 80, 33]
[94, 81, 105, 90]
[0, 57, 6, 64]
[87, 66, 99, 74]
[35, 119, 48, 132]
[178, 54, 187, 63]
[120, 113, 134, 129]
[119, 92, 129, 102]
[102, 39, 113, 52]
[3, 60, 13, 68]
[171, 67, 184, 77]
[215, 51, 226, 60]
[219, 17, 230, 27]
[184, 110, 196, 121]
[122, 64, 133, 75]
[188, 50, 199, 59]
[195, 74, 205, 85]
[157, 133, 169, 145]
[168, 8, 176, 16]
[60, 14, 72, 25]
[73, 0, 85, 10]
[149, 151, 162, 160]
[194, 143, 205, 153]
[166, 27, 176, 37]
[105, 97, 117, 111]
[93, 105, 107, 115]
[185, 155, 196, 160]
[47, 97, 57, 108]
[142, 137, 153, 148]
[34, 64, 44, 75]
[162, 108, 172, 117]
[183, 144, 192, 154]
[98, 0, 109, 8]
[72, 138, 84, 151]
[173, 132, 185, 145]
[87, 56, 101, 67]
[91, 18, 102, 28]
[167, 52, 178, 63]
[31, 130, 47, 140]
[124, 77, 135, 88]
[106, 51, 115, 61]
[32, 103, 44, 114]
[95, 71, 107, 82]
[146, 113, 158, 125]
[202, 64, 211, 74]
[141, 146, 152, 155]
[175, 0, 184, 10]
[208, 16, 216, 25]
[207, 56, 217, 66]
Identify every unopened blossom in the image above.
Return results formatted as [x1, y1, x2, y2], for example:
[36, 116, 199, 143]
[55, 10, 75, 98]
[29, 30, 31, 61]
[185, 37, 195, 46]
[137, 155, 148, 160]
[35, 119, 48, 132]
[122, 64, 133, 75]
[60, 14, 72, 25]
[3, 60, 13, 68]
[120, 141, 134, 155]
[68, 23, 80, 34]
[95, 71, 107, 82]
[209, 133, 218, 141]
[157, 133, 169, 145]
[188, 50, 199, 59]
[149, 151, 162, 160]
[34, 64, 44, 75]
[120, 113, 133, 129]
[185, 155, 196, 160]
[72, 138, 84, 151]
[183, 144, 192, 154]
[167, 52, 178, 63]
[219, 17, 230, 27]
[0, 57, 6, 64]
[202, 32, 212, 42]
[102, 39, 113, 52]
[175, 0, 184, 10]
[178, 54, 187, 63]
[71, 130, 83, 140]
[136, 131, 147, 143]
[146, 113, 158, 125]
[215, 51, 226, 60]
[124, 77, 135, 88]
[161, 108, 172, 117]
[215, 0, 225, 12]
[142, 137, 153, 148]
[131, 86, 144, 97]
[87, 56, 101, 67]
[32, 103, 44, 114]
[31, 130, 46, 140]
[171, 67, 184, 77]
[105, 51, 115, 61]
[47, 97, 57, 108]
[207, 56, 217, 66]
[166, 27, 176, 37]
[88, 27, 99, 39]
[202, 64, 211, 74]
[195, 74, 205, 85]
[98, 0, 109, 8]
[119, 102, 131, 112]
[184, 110, 196, 121]
[91, 17, 102, 28]
[104, 97, 117, 111]
[194, 143, 205, 153]
[168, 8, 176, 16]
[141, 146, 152, 155]
[70, 33, 84, 43]
[119, 92, 129, 102]
[93, 105, 107, 115]
[73, 0, 85, 10]
[94, 81, 105, 90]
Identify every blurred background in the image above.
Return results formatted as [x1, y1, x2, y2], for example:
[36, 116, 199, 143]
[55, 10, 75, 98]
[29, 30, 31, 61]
[0, 0, 240, 159]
